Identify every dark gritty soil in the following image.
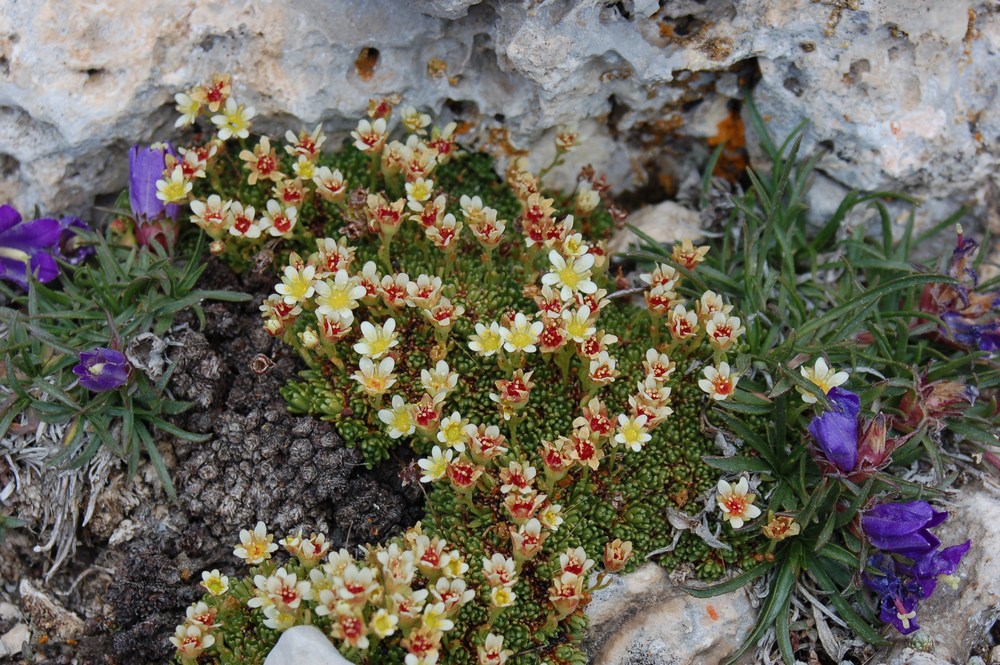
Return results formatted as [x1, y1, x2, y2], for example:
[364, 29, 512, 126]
[5, 259, 423, 664]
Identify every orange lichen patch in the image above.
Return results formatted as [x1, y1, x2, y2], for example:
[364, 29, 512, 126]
[964, 9, 980, 60]
[701, 36, 734, 62]
[708, 108, 747, 182]
[480, 126, 530, 160]
[355, 47, 379, 82]
[671, 486, 689, 508]
[707, 604, 720, 621]
[427, 58, 448, 79]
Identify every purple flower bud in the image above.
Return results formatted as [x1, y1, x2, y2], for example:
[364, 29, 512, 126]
[73, 348, 130, 392]
[901, 540, 971, 598]
[861, 500, 948, 556]
[55, 216, 96, 266]
[128, 144, 180, 222]
[807, 387, 860, 473]
[0, 204, 61, 290]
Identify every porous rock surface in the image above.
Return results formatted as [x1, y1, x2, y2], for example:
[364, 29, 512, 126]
[1, 0, 998, 234]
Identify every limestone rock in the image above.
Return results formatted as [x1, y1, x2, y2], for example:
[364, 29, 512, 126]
[263, 625, 353, 665]
[1, 0, 995, 234]
[18, 578, 84, 640]
[884, 649, 955, 665]
[0, 623, 30, 658]
[585, 562, 756, 665]
[608, 199, 703, 254]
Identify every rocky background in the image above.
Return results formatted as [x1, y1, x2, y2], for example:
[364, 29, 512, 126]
[1, 0, 999, 237]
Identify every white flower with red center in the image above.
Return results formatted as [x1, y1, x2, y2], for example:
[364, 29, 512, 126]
[191, 73, 231, 112]
[432, 577, 475, 614]
[421, 360, 458, 399]
[291, 155, 317, 180]
[410, 193, 445, 229]
[379, 395, 416, 439]
[358, 261, 381, 301]
[414, 393, 444, 432]
[405, 177, 434, 209]
[643, 348, 676, 383]
[640, 263, 679, 290]
[402, 136, 440, 180]
[352, 356, 397, 397]
[227, 202, 262, 239]
[189, 195, 231, 234]
[697, 290, 734, 323]
[614, 413, 651, 452]
[285, 124, 326, 160]
[469, 321, 507, 357]
[470, 209, 506, 248]
[170, 623, 215, 658]
[260, 294, 302, 323]
[634, 375, 673, 409]
[630, 397, 673, 429]
[604, 539, 634, 572]
[169, 149, 207, 180]
[509, 518, 547, 560]
[503, 490, 547, 523]
[212, 98, 255, 141]
[405, 273, 443, 309]
[312, 237, 355, 276]
[314, 269, 364, 319]
[588, 351, 619, 386]
[543, 250, 597, 301]
[576, 287, 610, 314]
[797, 357, 849, 403]
[249, 566, 312, 612]
[495, 369, 535, 407]
[544, 214, 574, 248]
[644, 284, 677, 316]
[401, 105, 432, 134]
[427, 122, 459, 162]
[575, 182, 601, 215]
[185, 601, 218, 630]
[424, 298, 465, 329]
[317, 311, 353, 343]
[381, 139, 407, 175]
[499, 460, 536, 494]
[366, 193, 406, 236]
[155, 164, 192, 204]
[352, 117, 388, 152]
[489, 585, 517, 608]
[314, 166, 347, 203]
[549, 574, 585, 616]
[332, 608, 370, 649]
[260, 199, 298, 238]
[239, 136, 283, 185]
[668, 303, 699, 340]
[426, 213, 462, 250]
[280, 531, 331, 567]
[673, 238, 710, 270]
[470, 424, 507, 460]
[531, 285, 562, 319]
[562, 305, 596, 343]
[502, 313, 543, 353]
[334, 563, 380, 605]
[174, 91, 202, 127]
[555, 125, 578, 151]
[568, 430, 603, 470]
[403, 628, 443, 664]
[391, 588, 429, 624]
[577, 329, 617, 359]
[478, 632, 513, 665]
[274, 263, 316, 306]
[699, 362, 739, 401]
[272, 178, 305, 207]
[538, 320, 568, 353]
[574, 397, 613, 438]
[377, 543, 417, 591]
[370, 608, 400, 638]
[413, 534, 447, 573]
[354, 318, 399, 359]
[540, 438, 572, 475]
[716, 477, 761, 528]
[482, 553, 517, 588]
[418, 446, 453, 483]
[200, 569, 230, 596]
[437, 411, 473, 452]
[706, 312, 746, 352]
[539, 502, 565, 531]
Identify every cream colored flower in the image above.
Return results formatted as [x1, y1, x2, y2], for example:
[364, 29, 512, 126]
[502, 313, 543, 354]
[614, 414, 651, 452]
[698, 362, 739, 401]
[379, 395, 416, 439]
[234, 521, 279, 564]
[370, 608, 400, 638]
[352, 357, 397, 397]
[469, 322, 507, 357]
[228, 202, 262, 239]
[418, 445, 453, 483]
[705, 312, 746, 352]
[351, 117, 388, 152]
[314, 269, 366, 319]
[274, 264, 317, 306]
[437, 411, 473, 452]
[421, 360, 458, 399]
[200, 569, 230, 596]
[716, 478, 761, 529]
[798, 357, 849, 403]
[401, 106, 432, 134]
[353, 318, 399, 359]
[211, 98, 255, 141]
[314, 166, 348, 202]
[542, 250, 597, 301]
[562, 306, 596, 343]
[260, 199, 298, 238]
[155, 164, 192, 204]
[174, 92, 202, 127]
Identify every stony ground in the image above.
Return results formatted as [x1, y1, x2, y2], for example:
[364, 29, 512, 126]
[0, 261, 424, 664]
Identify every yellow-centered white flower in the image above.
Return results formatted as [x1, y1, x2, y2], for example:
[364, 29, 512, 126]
[351, 357, 397, 397]
[798, 357, 849, 403]
[314, 270, 366, 319]
[542, 250, 597, 301]
[378, 395, 415, 439]
[502, 313, 543, 354]
[353, 318, 399, 359]
[469, 322, 507, 357]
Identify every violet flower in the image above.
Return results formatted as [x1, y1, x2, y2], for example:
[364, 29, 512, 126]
[808, 387, 860, 473]
[55, 216, 96, 266]
[0, 204, 61, 290]
[900, 540, 971, 598]
[128, 143, 180, 222]
[861, 500, 947, 556]
[73, 348, 130, 392]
